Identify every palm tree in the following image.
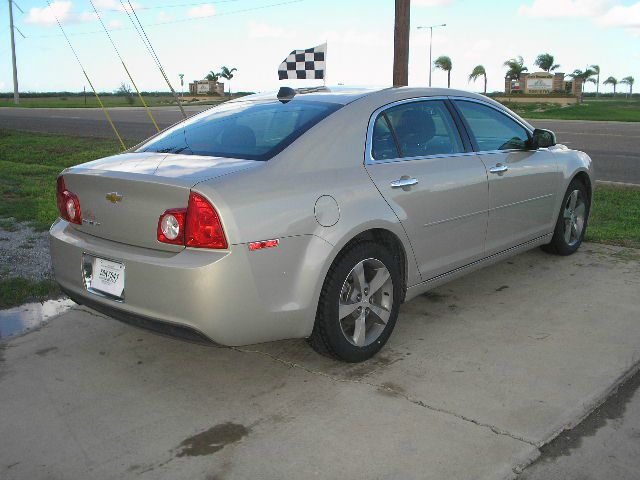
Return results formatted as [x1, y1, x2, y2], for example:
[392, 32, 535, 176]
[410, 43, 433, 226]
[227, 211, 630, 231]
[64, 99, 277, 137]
[603, 76, 618, 95]
[503, 56, 528, 80]
[468, 65, 487, 94]
[621, 76, 635, 96]
[534, 53, 560, 72]
[433, 56, 452, 88]
[568, 68, 595, 97]
[220, 66, 238, 95]
[205, 70, 220, 82]
[590, 65, 601, 96]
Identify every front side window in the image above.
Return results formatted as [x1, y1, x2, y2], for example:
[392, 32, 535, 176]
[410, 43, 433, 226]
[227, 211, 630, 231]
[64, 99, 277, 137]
[375, 100, 464, 159]
[455, 100, 530, 151]
[138, 99, 342, 161]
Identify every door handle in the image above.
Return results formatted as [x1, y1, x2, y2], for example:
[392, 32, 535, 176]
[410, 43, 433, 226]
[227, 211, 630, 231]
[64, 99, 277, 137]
[489, 164, 509, 175]
[390, 177, 419, 189]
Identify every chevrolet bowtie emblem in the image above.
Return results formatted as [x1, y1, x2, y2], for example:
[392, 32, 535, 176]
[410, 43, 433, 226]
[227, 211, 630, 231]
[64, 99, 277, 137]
[105, 192, 123, 204]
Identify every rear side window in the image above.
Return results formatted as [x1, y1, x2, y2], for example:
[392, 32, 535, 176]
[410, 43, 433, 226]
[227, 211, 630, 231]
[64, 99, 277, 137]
[138, 100, 342, 161]
[373, 100, 464, 159]
[372, 115, 399, 160]
[455, 100, 530, 151]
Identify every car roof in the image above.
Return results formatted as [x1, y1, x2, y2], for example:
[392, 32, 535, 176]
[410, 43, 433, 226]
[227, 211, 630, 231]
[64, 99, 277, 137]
[229, 86, 492, 106]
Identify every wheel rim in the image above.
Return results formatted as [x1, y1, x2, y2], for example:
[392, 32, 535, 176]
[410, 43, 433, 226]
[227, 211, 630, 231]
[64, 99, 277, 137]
[338, 258, 394, 347]
[563, 189, 586, 247]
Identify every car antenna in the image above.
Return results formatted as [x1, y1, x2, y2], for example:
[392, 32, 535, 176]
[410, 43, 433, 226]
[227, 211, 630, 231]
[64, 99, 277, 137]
[277, 87, 296, 103]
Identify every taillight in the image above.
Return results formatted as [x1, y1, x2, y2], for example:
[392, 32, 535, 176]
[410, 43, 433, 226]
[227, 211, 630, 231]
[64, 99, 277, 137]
[157, 192, 227, 249]
[56, 175, 82, 225]
[157, 208, 186, 245]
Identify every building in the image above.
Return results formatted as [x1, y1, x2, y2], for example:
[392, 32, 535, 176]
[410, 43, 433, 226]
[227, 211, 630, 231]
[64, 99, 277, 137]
[504, 71, 583, 96]
[188, 80, 225, 95]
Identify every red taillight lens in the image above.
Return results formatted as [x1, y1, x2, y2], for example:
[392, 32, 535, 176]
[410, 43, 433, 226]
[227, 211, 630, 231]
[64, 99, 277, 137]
[157, 208, 186, 245]
[185, 192, 228, 249]
[56, 175, 82, 225]
[157, 192, 227, 249]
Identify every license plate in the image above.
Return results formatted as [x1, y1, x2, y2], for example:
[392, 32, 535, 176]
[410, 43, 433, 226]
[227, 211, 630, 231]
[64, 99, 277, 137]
[90, 257, 125, 298]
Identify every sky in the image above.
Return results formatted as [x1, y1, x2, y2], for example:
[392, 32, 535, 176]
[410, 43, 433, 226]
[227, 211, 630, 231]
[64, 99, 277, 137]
[0, 0, 639, 94]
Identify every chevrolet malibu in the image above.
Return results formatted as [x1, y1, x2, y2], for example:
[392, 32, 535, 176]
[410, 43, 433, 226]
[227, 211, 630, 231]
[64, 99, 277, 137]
[50, 87, 593, 362]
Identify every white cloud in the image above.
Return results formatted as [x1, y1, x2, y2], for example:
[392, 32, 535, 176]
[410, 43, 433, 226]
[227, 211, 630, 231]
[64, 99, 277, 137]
[109, 19, 123, 29]
[413, 0, 454, 6]
[93, 0, 142, 12]
[518, 0, 611, 18]
[187, 4, 215, 18]
[322, 27, 388, 48]
[157, 10, 172, 22]
[597, 2, 640, 33]
[26, 1, 73, 25]
[247, 21, 295, 39]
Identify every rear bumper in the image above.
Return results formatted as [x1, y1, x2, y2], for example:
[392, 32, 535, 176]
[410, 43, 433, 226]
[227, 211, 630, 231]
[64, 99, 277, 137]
[50, 219, 332, 345]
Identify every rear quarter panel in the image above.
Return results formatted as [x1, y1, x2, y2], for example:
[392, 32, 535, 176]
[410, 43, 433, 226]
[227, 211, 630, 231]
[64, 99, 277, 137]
[191, 101, 420, 336]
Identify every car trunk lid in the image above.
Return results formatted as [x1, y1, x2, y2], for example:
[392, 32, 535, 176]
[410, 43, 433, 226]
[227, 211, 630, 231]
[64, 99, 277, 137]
[62, 152, 257, 251]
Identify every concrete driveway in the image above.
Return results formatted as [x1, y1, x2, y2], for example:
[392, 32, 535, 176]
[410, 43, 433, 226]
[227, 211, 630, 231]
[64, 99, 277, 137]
[1, 243, 639, 480]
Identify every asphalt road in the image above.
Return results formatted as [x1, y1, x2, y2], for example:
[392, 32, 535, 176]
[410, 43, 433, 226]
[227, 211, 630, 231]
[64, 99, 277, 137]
[1, 106, 639, 184]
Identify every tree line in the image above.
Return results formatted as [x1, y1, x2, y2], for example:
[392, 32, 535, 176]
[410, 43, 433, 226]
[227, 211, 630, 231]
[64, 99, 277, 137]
[432, 53, 634, 96]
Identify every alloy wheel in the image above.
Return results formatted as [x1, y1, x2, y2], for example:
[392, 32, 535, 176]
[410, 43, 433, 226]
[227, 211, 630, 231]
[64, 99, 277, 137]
[563, 189, 586, 247]
[338, 258, 394, 347]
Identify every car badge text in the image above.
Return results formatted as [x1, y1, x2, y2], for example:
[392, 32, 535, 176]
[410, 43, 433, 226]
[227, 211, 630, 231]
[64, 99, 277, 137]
[105, 192, 124, 204]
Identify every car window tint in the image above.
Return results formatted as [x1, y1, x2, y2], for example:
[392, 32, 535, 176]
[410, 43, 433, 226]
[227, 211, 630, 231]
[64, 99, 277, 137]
[382, 100, 464, 158]
[137, 100, 342, 161]
[372, 114, 399, 160]
[455, 101, 530, 151]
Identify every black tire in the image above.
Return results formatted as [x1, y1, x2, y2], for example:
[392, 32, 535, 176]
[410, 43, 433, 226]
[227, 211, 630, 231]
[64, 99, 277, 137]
[542, 178, 590, 256]
[307, 241, 402, 362]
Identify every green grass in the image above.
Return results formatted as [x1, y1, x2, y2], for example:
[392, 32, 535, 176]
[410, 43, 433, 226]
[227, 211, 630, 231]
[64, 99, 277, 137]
[0, 94, 242, 109]
[500, 98, 640, 122]
[586, 185, 640, 249]
[0, 130, 119, 230]
[0, 278, 61, 309]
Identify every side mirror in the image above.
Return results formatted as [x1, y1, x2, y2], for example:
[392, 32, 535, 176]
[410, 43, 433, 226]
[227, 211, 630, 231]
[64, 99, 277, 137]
[530, 128, 556, 149]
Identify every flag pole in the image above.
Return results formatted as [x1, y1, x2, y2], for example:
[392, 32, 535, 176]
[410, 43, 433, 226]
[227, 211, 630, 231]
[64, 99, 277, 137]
[323, 41, 327, 87]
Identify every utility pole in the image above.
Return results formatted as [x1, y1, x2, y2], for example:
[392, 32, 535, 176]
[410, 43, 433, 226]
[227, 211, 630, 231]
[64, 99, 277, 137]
[8, 0, 20, 104]
[417, 24, 446, 87]
[393, 0, 410, 87]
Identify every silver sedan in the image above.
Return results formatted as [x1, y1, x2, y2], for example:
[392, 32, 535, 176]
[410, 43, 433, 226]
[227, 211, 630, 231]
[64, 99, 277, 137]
[50, 87, 593, 362]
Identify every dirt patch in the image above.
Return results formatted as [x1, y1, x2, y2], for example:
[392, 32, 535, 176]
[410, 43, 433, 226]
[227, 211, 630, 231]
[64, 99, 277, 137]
[35, 346, 58, 356]
[377, 381, 407, 398]
[176, 423, 250, 457]
[423, 291, 449, 303]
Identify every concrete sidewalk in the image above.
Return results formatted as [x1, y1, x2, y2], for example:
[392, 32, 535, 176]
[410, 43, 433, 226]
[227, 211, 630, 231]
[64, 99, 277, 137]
[1, 243, 639, 479]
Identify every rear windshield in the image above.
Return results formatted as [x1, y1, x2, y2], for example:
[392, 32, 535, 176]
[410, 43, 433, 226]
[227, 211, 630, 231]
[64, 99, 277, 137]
[137, 99, 342, 161]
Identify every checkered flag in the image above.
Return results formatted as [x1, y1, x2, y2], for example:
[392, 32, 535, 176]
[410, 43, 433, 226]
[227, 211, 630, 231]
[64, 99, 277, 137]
[278, 43, 326, 80]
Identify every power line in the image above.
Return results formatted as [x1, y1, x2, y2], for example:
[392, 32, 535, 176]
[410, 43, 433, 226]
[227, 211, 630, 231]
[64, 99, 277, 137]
[28, 0, 305, 38]
[45, 0, 126, 149]
[120, 0, 186, 118]
[73, 0, 246, 13]
[88, 0, 160, 132]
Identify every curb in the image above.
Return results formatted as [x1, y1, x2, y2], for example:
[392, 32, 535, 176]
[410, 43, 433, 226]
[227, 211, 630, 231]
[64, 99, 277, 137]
[596, 180, 640, 189]
[510, 357, 640, 479]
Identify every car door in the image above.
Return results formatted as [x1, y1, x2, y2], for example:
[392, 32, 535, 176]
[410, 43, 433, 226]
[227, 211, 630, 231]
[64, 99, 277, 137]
[365, 98, 489, 282]
[452, 99, 562, 256]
